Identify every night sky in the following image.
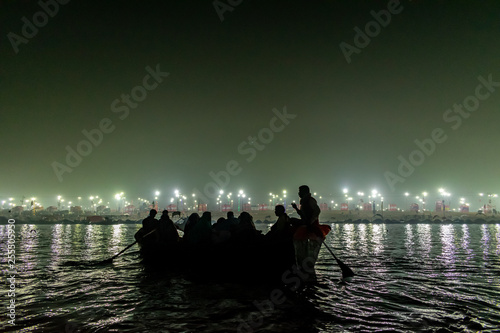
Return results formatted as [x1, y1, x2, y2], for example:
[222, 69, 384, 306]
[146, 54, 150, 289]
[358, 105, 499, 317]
[1, 0, 499, 207]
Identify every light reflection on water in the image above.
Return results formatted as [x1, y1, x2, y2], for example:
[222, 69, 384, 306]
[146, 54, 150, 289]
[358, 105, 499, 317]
[370, 223, 385, 255]
[496, 224, 500, 256]
[481, 224, 490, 258]
[416, 224, 432, 260]
[404, 224, 414, 258]
[342, 223, 355, 252]
[109, 224, 125, 254]
[1, 222, 500, 332]
[357, 223, 367, 255]
[50, 224, 64, 265]
[440, 224, 457, 269]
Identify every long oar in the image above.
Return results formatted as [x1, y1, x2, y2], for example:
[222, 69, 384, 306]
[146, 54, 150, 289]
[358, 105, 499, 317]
[97, 229, 157, 265]
[323, 242, 355, 282]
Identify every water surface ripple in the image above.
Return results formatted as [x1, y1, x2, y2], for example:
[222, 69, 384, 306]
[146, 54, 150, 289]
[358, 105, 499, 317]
[1, 223, 499, 332]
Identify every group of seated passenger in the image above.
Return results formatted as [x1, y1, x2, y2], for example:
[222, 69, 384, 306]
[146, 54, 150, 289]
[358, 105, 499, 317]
[136, 205, 294, 248]
[135, 209, 179, 246]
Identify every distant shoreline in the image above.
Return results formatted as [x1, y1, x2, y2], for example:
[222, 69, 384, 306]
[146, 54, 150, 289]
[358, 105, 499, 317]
[1, 209, 499, 225]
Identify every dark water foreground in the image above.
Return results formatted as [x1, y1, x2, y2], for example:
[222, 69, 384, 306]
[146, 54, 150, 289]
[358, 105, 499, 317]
[1, 223, 499, 332]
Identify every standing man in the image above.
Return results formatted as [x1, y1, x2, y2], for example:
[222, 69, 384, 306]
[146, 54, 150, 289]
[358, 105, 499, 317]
[292, 186, 321, 230]
[291, 185, 328, 268]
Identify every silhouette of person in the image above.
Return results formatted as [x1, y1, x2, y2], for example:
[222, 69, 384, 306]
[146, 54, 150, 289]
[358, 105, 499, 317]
[212, 217, 232, 244]
[184, 212, 200, 235]
[237, 211, 256, 230]
[267, 204, 295, 268]
[143, 209, 157, 228]
[291, 185, 326, 267]
[185, 211, 212, 246]
[158, 210, 179, 244]
[268, 205, 292, 237]
[226, 211, 239, 228]
[233, 211, 261, 243]
[291, 186, 321, 231]
[135, 209, 158, 243]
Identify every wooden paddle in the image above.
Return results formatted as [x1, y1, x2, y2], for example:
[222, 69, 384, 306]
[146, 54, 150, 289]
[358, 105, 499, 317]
[97, 228, 157, 264]
[323, 242, 355, 282]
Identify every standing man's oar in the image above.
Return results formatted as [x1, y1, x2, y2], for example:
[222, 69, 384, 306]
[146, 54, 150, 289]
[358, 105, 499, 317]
[97, 229, 157, 265]
[323, 242, 355, 282]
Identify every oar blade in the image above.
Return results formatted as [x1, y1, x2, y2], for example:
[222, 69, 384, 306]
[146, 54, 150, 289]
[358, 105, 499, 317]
[324, 243, 355, 282]
[336, 258, 355, 281]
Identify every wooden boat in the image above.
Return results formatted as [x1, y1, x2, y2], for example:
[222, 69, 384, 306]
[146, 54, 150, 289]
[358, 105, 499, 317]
[135, 228, 300, 282]
[132, 214, 335, 281]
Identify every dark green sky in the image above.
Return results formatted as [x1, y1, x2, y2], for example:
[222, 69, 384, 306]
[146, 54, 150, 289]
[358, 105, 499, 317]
[1, 0, 499, 207]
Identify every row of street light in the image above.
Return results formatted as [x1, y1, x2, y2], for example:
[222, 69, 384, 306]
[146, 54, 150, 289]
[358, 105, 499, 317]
[1, 187, 497, 213]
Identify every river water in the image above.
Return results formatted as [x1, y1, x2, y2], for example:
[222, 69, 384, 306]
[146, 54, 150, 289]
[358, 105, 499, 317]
[1, 222, 499, 332]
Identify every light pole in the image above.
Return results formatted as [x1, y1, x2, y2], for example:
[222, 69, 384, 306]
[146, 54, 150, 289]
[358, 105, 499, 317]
[439, 188, 450, 218]
[487, 193, 497, 214]
[154, 190, 160, 211]
[227, 192, 232, 210]
[357, 191, 364, 210]
[237, 189, 245, 212]
[114, 193, 120, 213]
[347, 197, 352, 211]
[31, 197, 36, 215]
[174, 189, 180, 211]
[404, 192, 409, 211]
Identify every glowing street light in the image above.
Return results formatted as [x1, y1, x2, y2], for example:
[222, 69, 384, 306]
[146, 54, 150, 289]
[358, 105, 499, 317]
[115, 192, 124, 213]
[192, 193, 197, 211]
[237, 189, 246, 212]
[438, 188, 450, 217]
[422, 192, 428, 211]
[174, 189, 181, 211]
